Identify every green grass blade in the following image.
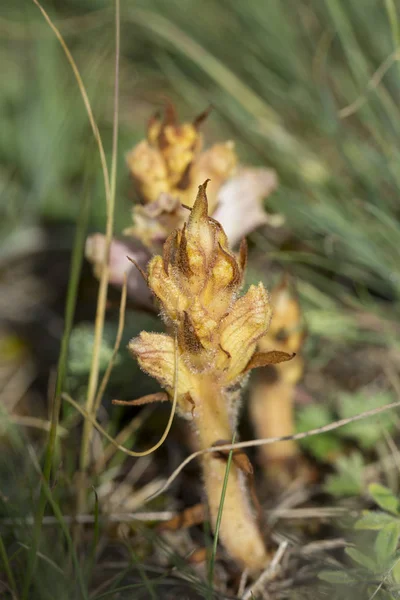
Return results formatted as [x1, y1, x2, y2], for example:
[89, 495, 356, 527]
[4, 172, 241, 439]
[85, 487, 100, 584]
[22, 163, 92, 600]
[207, 432, 236, 594]
[28, 453, 89, 600]
[126, 545, 158, 600]
[0, 532, 18, 597]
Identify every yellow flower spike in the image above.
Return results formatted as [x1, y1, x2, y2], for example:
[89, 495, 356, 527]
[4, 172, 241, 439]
[126, 140, 169, 204]
[126, 104, 237, 251]
[129, 180, 288, 573]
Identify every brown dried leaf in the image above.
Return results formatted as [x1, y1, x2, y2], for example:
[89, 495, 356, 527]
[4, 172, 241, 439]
[244, 350, 295, 373]
[212, 440, 254, 476]
[158, 503, 206, 531]
[112, 392, 168, 407]
[187, 547, 208, 565]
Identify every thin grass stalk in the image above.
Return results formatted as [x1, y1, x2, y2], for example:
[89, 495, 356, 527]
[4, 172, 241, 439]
[64, 397, 400, 491]
[93, 273, 127, 414]
[22, 391, 63, 600]
[125, 545, 158, 600]
[207, 432, 236, 591]
[85, 489, 100, 585]
[78, 0, 120, 515]
[147, 398, 400, 502]
[0, 532, 18, 598]
[31, 0, 111, 203]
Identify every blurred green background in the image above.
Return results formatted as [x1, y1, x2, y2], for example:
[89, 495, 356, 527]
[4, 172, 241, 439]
[1, 1, 400, 597]
[2, 0, 400, 348]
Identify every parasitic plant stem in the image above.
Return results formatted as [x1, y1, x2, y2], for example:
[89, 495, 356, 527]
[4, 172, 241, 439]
[250, 279, 306, 486]
[192, 381, 267, 571]
[129, 181, 293, 572]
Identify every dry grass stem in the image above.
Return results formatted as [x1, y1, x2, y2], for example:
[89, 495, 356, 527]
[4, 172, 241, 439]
[1, 415, 68, 438]
[93, 272, 127, 413]
[339, 49, 400, 118]
[93, 406, 154, 473]
[78, 0, 120, 509]
[243, 541, 289, 600]
[148, 398, 400, 502]
[0, 511, 176, 526]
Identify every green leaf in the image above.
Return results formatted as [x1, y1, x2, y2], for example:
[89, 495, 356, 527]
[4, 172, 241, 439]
[318, 570, 358, 584]
[338, 392, 396, 449]
[345, 547, 377, 572]
[391, 554, 400, 584]
[369, 484, 400, 516]
[374, 523, 400, 567]
[355, 511, 400, 530]
[296, 404, 343, 461]
[324, 452, 364, 497]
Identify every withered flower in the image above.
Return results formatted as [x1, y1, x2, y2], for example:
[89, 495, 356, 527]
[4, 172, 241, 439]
[129, 181, 293, 572]
[125, 104, 237, 250]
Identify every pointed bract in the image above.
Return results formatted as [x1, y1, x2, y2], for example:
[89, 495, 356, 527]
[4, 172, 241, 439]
[220, 283, 272, 382]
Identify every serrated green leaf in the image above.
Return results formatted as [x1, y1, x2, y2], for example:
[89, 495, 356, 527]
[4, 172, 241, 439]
[374, 523, 400, 567]
[324, 452, 364, 497]
[318, 570, 358, 584]
[369, 484, 400, 516]
[355, 511, 400, 530]
[345, 547, 377, 572]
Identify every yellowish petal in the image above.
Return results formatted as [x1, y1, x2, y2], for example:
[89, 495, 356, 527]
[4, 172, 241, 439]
[186, 183, 216, 274]
[147, 255, 188, 320]
[126, 141, 168, 204]
[220, 283, 272, 382]
[129, 332, 190, 395]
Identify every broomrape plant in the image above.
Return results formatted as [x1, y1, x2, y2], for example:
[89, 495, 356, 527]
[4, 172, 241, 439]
[129, 180, 293, 572]
[85, 105, 278, 310]
[249, 279, 308, 487]
[125, 103, 237, 250]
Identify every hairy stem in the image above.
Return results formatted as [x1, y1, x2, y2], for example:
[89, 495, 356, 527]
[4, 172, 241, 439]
[192, 379, 269, 573]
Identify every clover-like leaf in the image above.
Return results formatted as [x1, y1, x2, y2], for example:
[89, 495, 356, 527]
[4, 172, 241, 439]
[345, 547, 377, 572]
[369, 483, 400, 516]
[355, 511, 400, 531]
[318, 570, 359, 584]
[374, 523, 400, 568]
